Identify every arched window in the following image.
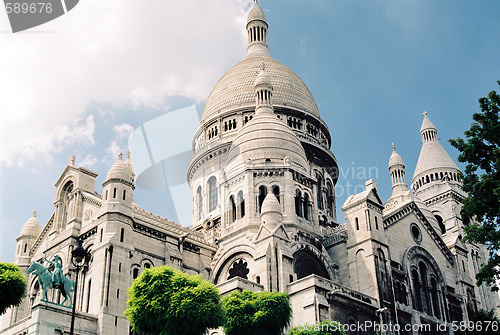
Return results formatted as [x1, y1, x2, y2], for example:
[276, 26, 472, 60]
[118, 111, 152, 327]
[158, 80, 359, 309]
[272, 185, 280, 203]
[258, 186, 267, 213]
[303, 193, 310, 220]
[197, 186, 203, 220]
[295, 189, 303, 217]
[435, 214, 445, 234]
[132, 268, 139, 279]
[208, 177, 218, 212]
[430, 277, 441, 318]
[238, 191, 245, 218]
[230, 195, 236, 223]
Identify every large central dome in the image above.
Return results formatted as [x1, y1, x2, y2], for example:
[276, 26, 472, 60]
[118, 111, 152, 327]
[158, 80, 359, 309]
[201, 5, 320, 123]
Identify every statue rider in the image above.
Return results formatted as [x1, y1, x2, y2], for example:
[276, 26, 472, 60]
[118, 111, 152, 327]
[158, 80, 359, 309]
[44, 254, 63, 288]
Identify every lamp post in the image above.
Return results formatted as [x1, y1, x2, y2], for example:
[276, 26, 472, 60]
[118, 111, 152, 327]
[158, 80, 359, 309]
[70, 240, 89, 335]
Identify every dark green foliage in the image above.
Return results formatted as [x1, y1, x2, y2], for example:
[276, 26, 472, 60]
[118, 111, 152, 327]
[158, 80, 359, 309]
[288, 320, 346, 335]
[449, 80, 500, 289]
[0, 262, 27, 315]
[454, 309, 500, 335]
[222, 290, 292, 335]
[125, 265, 226, 335]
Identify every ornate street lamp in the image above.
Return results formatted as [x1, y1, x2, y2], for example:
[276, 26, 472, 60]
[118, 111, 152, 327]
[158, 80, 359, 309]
[70, 240, 89, 335]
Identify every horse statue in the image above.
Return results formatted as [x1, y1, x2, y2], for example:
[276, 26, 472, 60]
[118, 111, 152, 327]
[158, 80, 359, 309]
[28, 261, 75, 307]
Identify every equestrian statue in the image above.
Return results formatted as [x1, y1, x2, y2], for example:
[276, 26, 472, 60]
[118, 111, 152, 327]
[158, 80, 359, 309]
[27, 255, 75, 307]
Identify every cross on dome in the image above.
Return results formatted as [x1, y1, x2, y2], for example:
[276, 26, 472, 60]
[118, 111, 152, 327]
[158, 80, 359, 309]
[118, 152, 123, 160]
[392, 143, 396, 151]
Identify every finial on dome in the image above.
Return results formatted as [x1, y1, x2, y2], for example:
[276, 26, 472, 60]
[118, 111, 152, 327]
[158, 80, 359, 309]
[423, 111, 428, 117]
[127, 150, 131, 159]
[392, 143, 396, 152]
[118, 152, 123, 161]
[68, 155, 75, 166]
[33, 209, 37, 217]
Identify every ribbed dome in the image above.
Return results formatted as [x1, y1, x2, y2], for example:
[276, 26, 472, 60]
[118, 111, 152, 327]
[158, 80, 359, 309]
[20, 210, 41, 237]
[247, 3, 266, 24]
[225, 112, 308, 176]
[201, 54, 320, 122]
[389, 143, 404, 168]
[106, 153, 133, 182]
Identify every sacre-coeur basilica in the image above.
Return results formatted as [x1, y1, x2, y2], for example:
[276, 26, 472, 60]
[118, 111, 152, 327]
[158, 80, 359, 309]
[1, 2, 498, 335]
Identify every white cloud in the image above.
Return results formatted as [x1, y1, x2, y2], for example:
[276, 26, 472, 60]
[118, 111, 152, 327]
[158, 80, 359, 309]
[79, 154, 98, 167]
[113, 123, 134, 139]
[0, 0, 252, 166]
[106, 141, 121, 160]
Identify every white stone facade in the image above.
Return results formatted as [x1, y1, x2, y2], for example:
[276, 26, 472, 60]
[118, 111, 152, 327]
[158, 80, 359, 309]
[1, 3, 498, 335]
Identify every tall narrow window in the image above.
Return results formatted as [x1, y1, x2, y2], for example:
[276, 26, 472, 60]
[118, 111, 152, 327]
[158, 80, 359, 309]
[272, 185, 280, 203]
[197, 186, 203, 220]
[86, 279, 92, 313]
[316, 174, 323, 210]
[258, 186, 267, 213]
[122, 190, 126, 200]
[295, 190, 303, 217]
[326, 181, 333, 216]
[230, 195, 236, 222]
[113, 188, 117, 199]
[120, 228, 124, 243]
[355, 217, 359, 230]
[238, 191, 245, 218]
[303, 193, 310, 220]
[208, 177, 218, 212]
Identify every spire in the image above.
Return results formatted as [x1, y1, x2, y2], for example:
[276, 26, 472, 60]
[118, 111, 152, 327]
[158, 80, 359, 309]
[32, 209, 37, 217]
[246, 1, 269, 55]
[254, 63, 273, 114]
[388, 143, 408, 196]
[420, 111, 438, 143]
[412, 112, 461, 190]
[68, 155, 75, 166]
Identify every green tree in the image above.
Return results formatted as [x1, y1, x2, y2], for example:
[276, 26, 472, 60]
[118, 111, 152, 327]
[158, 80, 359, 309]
[222, 290, 292, 335]
[449, 80, 500, 289]
[454, 309, 500, 335]
[288, 320, 346, 335]
[0, 262, 27, 315]
[125, 265, 225, 335]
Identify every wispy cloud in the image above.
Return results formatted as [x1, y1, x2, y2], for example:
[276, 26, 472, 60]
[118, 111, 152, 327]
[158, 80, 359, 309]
[113, 123, 134, 139]
[0, 0, 252, 166]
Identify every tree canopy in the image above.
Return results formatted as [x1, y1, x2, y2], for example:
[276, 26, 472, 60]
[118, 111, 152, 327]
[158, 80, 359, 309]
[125, 265, 226, 335]
[0, 262, 27, 315]
[288, 320, 346, 335]
[449, 80, 500, 289]
[222, 290, 292, 335]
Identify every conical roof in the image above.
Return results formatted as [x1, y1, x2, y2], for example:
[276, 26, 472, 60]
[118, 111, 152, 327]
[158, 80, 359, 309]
[261, 192, 281, 215]
[20, 210, 42, 237]
[247, 3, 266, 24]
[412, 113, 459, 183]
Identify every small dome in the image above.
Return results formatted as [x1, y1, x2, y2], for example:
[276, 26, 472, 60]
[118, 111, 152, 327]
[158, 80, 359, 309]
[20, 210, 41, 237]
[255, 68, 272, 87]
[389, 143, 405, 168]
[225, 112, 308, 176]
[261, 193, 281, 215]
[247, 3, 266, 25]
[106, 153, 133, 182]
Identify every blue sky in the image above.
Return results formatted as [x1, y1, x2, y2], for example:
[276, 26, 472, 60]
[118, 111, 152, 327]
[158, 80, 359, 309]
[1, 0, 499, 262]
